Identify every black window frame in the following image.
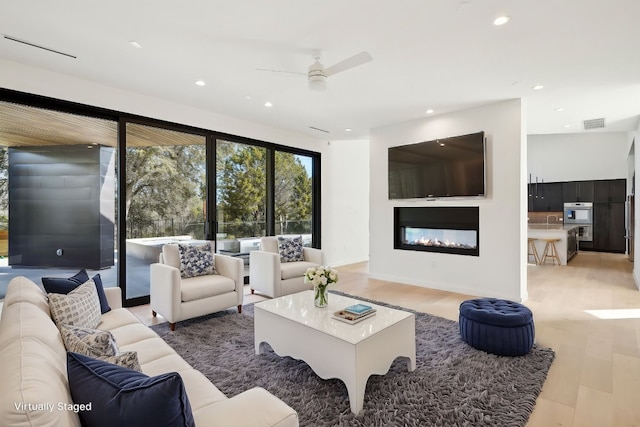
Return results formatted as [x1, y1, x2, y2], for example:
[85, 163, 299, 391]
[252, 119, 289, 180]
[0, 88, 321, 306]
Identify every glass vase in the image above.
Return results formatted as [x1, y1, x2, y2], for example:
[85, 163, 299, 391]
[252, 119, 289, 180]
[314, 285, 328, 308]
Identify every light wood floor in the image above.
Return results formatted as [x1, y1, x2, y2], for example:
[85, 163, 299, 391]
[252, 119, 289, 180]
[129, 251, 640, 427]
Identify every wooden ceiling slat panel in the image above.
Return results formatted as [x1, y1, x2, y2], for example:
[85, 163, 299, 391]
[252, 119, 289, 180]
[0, 102, 205, 148]
[126, 123, 205, 147]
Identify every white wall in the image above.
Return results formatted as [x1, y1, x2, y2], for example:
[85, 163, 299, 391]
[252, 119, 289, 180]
[528, 132, 629, 182]
[322, 139, 370, 266]
[0, 59, 321, 151]
[0, 59, 365, 267]
[369, 99, 527, 301]
[633, 124, 640, 288]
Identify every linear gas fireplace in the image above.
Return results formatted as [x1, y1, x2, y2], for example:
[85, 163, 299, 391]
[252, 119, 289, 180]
[394, 206, 479, 256]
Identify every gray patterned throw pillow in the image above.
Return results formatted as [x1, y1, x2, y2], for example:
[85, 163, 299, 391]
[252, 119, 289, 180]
[60, 324, 118, 358]
[277, 236, 305, 263]
[48, 281, 102, 329]
[178, 243, 216, 279]
[100, 351, 142, 372]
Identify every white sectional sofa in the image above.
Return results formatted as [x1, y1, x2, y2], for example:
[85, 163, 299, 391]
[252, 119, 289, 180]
[0, 276, 298, 427]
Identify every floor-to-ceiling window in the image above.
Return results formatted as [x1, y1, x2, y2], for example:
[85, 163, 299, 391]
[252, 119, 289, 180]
[215, 139, 267, 271]
[0, 89, 321, 305]
[123, 122, 207, 300]
[274, 151, 314, 246]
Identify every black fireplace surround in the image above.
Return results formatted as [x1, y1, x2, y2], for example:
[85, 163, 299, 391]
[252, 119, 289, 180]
[394, 206, 480, 256]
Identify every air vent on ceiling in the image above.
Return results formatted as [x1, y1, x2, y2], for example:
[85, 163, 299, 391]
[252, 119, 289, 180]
[309, 126, 330, 134]
[3, 35, 76, 59]
[583, 117, 606, 130]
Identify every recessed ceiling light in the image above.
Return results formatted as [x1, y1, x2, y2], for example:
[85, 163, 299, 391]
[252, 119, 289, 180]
[555, 107, 565, 112]
[345, 128, 352, 132]
[195, 80, 206, 86]
[533, 85, 544, 90]
[493, 16, 510, 26]
[264, 102, 273, 107]
[129, 41, 142, 49]
[245, 95, 252, 100]
[426, 109, 434, 114]
[564, 124, 572, 128]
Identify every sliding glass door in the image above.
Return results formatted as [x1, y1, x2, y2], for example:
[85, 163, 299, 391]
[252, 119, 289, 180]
[275, 151, 314, 246]
[215, 139, 267, 270]
[0, 89, 321, 305]
[124, 122, 206, 300]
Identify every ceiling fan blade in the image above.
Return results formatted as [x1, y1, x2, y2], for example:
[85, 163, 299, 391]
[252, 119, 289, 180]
[324, 51, 372, 77]
[255, 68, 306, 76]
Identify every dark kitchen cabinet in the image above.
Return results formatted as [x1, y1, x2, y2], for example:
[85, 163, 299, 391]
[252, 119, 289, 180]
[593, 202, 626, 253]
[529, 182, 563, 212]
[594, 179, 626, 203]
[545, 183, 564, 211]
[562, 181, 594, 202]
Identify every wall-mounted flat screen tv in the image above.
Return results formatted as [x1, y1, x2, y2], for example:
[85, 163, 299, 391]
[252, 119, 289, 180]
[388, 131, 486, 199]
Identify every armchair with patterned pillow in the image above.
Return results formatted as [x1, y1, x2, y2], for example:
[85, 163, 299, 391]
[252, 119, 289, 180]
[249, 236, 325, 298]
[150, 242, 244, 330]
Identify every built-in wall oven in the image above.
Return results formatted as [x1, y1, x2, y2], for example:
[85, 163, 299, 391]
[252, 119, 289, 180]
[564, 202, 593, 242]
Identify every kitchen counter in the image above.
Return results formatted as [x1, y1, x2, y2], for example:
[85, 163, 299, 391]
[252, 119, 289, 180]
[528, 224, 579, 265]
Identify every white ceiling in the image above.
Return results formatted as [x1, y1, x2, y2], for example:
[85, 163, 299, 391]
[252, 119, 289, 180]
[1, 0, 640, 141]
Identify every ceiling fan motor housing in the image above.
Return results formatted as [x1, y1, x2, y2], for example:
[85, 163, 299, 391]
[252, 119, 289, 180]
[308, 60, 327, 90]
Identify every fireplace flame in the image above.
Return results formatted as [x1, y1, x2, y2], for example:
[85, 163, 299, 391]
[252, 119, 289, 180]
[404, 236, 475, 250]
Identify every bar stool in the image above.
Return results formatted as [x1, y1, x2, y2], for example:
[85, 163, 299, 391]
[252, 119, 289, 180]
[541, 238, 561, 265]
[527, 238, 540, 265]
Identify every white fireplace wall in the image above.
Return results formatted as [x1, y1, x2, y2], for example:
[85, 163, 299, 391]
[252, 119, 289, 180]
[369, 99, 527, 302]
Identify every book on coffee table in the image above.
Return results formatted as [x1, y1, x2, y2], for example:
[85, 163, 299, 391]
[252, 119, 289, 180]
[344, 304, 375, 317]
[332, 309, 377, 325]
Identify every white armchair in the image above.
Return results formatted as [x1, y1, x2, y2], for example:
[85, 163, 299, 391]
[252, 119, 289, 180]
[249, 236, 325, 298]
[150, 243, 244, 331]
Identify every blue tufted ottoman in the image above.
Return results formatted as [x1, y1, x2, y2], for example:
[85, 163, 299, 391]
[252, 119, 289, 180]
[459, 298, 534, 356]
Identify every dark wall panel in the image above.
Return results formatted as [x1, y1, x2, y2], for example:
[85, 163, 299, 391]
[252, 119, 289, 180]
[8, 145, 115, 269]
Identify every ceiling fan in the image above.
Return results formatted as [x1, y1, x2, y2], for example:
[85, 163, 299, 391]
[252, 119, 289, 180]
[258, 50, 373, 91]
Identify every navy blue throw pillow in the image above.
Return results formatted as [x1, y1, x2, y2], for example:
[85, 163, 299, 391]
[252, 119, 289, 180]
[67, 352, 195, 427]
[42, 269, 111, 314]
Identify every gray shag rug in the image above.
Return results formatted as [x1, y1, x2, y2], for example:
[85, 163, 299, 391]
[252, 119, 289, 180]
[150, 293, 554, 427]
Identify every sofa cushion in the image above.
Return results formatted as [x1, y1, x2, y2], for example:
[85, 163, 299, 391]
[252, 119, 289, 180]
[277, 235, 305, 262]
[60, 324, 118, 358]
[280, 261, 320, 280]
[180, 275, 235, 302]
[42, 269, 111, 314]
[1, 276, 50, 316]
[49, 281, 102, 330]
[260, 236, 279, 253]
[162, 244, 182, 269]
[67, 352, 195, 427]
[0, 339, 81, 427]
[178, 243, 217, 278]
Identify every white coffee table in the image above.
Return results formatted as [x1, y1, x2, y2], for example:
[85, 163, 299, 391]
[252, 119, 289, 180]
[254, 290, 416, 415]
